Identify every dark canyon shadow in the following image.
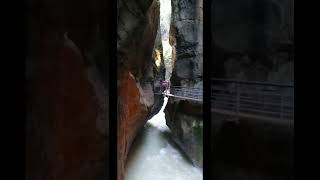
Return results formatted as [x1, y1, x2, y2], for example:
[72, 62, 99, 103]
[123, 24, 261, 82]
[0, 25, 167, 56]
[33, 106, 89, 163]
[212, 121, 293, 180]
[26, 0, 110, 179]
[210, 0, 294, 179]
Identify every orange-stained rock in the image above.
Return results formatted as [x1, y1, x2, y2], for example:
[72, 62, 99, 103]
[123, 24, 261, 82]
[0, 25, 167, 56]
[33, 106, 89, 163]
[27, 30, 106, 180]
[117, 67, 149, 180]
[117, 0, 160, 179]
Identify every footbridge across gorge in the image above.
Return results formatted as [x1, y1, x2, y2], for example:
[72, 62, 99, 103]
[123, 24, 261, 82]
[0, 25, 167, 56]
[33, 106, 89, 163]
[155, 78, 294, 124]
[159, 86, 203, 102]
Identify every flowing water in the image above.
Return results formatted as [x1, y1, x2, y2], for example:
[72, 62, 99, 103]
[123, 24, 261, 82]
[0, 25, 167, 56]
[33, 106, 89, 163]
[125, 97, 203, 180]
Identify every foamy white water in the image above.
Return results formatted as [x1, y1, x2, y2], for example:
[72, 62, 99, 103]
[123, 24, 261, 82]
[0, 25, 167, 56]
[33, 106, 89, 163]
[125, 97, 203, 180]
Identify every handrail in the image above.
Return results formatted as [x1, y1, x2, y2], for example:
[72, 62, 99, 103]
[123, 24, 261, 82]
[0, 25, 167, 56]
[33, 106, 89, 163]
[212, 78, 294, 87]
[153, 78, 294, 122]
[211, 78, 294, 121]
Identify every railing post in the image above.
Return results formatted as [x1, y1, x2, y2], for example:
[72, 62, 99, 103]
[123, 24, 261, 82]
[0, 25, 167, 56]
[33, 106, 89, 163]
[236, 82, 240, 121]
[280, 93, 284, 120]
[262, 88, 265, 110]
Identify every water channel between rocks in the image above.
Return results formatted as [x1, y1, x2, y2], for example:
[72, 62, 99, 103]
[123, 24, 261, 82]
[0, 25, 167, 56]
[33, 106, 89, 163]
[125, 97, 203, 180]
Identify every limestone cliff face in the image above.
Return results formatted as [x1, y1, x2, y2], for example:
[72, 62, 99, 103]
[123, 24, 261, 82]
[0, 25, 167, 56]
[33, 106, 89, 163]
[211, 0, 294, 83]
[117, 0, 160, 179]
[165, 0, 203, 168]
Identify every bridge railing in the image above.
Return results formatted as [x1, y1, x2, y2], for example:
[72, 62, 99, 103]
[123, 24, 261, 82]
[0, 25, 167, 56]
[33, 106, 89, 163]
[170, 86, 203, 101]
[211, 78, 294, 121]
[153, 85, 203, 101]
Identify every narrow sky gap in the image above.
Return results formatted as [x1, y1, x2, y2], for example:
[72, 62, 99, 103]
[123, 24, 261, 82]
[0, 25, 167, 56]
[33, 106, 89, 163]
[160, 0, 173, 80]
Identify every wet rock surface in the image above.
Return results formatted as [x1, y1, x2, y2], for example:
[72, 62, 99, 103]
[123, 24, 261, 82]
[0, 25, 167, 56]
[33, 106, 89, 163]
[165, 101, 203, 167]
[117, 0, 161, 179]
[165, 0, 203, 168]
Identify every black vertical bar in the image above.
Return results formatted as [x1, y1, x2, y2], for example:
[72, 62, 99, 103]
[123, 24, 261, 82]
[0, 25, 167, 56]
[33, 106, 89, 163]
[280, 93, 284, 120]
[203, 0, 212, 179]
[236, 82, 240, 121]
[108, 0, 117, 179]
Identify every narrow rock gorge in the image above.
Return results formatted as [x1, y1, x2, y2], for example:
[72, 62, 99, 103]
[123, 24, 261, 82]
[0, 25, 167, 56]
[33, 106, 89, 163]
[25, 0, 293, 179]
[117, 0, 203, 179]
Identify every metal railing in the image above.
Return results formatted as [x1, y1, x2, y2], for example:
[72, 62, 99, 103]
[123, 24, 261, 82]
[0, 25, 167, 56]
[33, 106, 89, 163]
[170, 86, 203, 101]
[154, 85, 203, 102]
[211, 78, 294, 121]
[153, 78, 294, 122]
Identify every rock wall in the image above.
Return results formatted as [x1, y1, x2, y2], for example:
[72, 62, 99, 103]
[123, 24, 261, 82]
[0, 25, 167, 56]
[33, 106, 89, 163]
[211, 0, 294, 83]
[117, 0, 161, 179]
[26, 0, 109, 179]
[165, 101, 203, 167]
[210, 1, 294, 178]
[165, 0, 203, 168]
[171, 0, 203, 86]
[147, 22, 166, 120]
